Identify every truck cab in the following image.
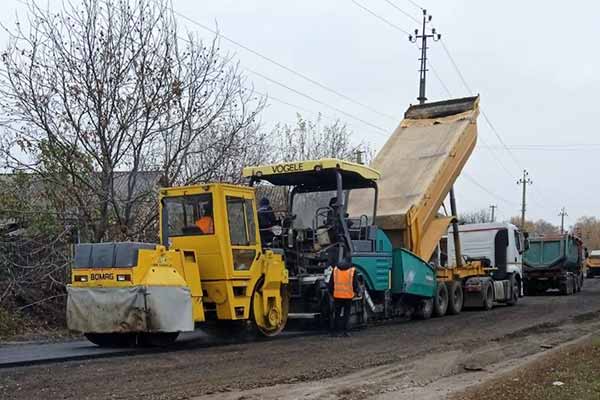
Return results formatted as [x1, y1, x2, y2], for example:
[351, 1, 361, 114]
[447, 223, 526, 295]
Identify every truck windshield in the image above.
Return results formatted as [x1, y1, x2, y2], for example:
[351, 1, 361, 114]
[291, 190, 337, 229]
[163, 194, 214, 236]
[290, 187, 376, 230]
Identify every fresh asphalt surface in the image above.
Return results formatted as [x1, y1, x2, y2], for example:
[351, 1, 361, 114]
[0, 329, 314, 368]
[2, 278, 600, 369]
[3, 279, 600, 400]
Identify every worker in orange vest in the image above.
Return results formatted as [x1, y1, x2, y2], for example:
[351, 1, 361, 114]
[195, 206, 214, 234]
[328, 259, 360, 337]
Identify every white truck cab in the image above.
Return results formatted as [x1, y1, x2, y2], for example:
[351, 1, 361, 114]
[447, 222, 526, 295]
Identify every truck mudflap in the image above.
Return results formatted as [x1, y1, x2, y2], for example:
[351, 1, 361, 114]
[67, 285, 193, 333]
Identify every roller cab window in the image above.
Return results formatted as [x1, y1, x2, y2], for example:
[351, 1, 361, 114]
[163, 194, 214, 237]
[226, 196, 257, 271]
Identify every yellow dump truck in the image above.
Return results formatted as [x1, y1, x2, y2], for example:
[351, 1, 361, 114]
[67, 184, 288, 346]
[586, 250, 600, 278]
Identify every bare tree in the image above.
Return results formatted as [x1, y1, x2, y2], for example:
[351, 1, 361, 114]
[459, 209, 491, 224]
[573, 216, 600, 249]
[0, 0, 267, 242]
[509, 216, 559, 236]
[271, 113, 371, 163]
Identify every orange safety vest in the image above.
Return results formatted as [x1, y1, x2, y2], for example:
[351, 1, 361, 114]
[196, 216, 214, 234]
[333, 266, 355, 299]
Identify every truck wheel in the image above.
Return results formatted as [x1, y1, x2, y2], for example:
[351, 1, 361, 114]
[446, 281, 463, 315]
[483, 283, 494, 310]
[506, 275, 519, 306]
[433, 283, 448, 317]
[139, 332, 179, 347]
[525, 282, 537, 296]
[413, 298, 433, 320]
[85, 333, 136, 347]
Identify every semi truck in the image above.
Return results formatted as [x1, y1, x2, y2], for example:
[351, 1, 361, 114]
[66, 96, 519, 346]
[523, 234, 585, 295]
[447, 222, 527, 298]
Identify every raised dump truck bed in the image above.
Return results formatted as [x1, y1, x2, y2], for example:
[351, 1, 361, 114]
[349, 96, 480, 262]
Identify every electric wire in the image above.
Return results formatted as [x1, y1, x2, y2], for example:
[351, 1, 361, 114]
[164, 17, 395, 136]
[251, 86, 388, 139]
[245, 67, 390, 136]
[428, 62, 452, 98]
[352, 1, 523, 208]
[350, 0, 412, 35]
[382, 0, 421, 24]
[171, 8, 398, 122]
[462, 172, 519, 207]
[404, 0, 425, 11]
[438, 38, 556, 209]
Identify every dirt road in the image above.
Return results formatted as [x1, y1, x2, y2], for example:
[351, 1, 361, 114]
[3, 279, 600, 400]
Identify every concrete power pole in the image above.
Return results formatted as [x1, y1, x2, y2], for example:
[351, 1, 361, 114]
[516, 170, 533, 231]
[489, 205, 497, 223]
[354, 150, 365, 165]
[409, 10, 441, 104]
[559, 207, 568, 234]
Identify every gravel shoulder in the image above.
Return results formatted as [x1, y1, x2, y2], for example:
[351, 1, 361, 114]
[2, 279, 600, 400]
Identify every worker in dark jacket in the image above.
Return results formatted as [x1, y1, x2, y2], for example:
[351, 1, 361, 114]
[258, 197, 277, 245]
[328, 259, 360, 337]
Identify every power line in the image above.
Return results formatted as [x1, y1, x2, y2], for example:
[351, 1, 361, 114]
[437, 37, 559, 209]
[462, 172, 519, 207]
[428, 62, 452, 98]
[171, 8, 398, 121]
[382, 0, 421, 24]
[439, 39, 522, 167]
[404, 0, 425, 11]
[350, 0, 412, 35]
[164, 16, 394, 136]
[481, 145, 600, 152]
[252, 87, 388, 139]
[246, 67, 390, 136]
[439, 40, 473, 95]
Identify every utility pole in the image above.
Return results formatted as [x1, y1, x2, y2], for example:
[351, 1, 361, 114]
[559, 207, 568, 234]
[516, 170, 533, 231]
[354, 150, 365, 165]
[409, 10, 441, 104]
[489, 205, 497, 223]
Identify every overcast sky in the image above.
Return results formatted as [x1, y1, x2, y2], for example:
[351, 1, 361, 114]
[2, 0, 599, 227]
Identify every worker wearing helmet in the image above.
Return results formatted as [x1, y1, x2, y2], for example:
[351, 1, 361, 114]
[195, 204, 214, 234]
[328, 259, 360, 337]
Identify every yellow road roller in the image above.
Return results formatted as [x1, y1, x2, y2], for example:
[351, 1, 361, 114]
[67, 183, 288, 346]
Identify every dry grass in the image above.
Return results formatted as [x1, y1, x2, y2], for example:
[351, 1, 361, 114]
[453, 336, 600, 400]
